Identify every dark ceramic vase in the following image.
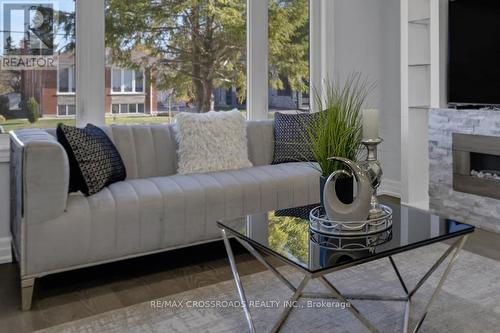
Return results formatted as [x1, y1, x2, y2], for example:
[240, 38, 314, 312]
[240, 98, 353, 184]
[319, 174, 354, 211]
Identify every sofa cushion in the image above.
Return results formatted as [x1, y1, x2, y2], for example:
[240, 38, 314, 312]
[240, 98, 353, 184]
[272, 112, 316, 164]
[174, 110, 253, 174]
[57, 123, 127, 196]
[25, 162, 320, 273]
[246, 120, 274, 166]
[45, 121, 275, 180]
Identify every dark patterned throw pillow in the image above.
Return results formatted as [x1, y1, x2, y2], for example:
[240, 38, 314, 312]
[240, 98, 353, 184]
[57, 123, 126, 196]
[272, 112, 317, 164]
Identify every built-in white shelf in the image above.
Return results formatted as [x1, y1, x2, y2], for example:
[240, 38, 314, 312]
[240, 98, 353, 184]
[401, 0, 438, 211]
[409, 18, 430, 25]
[408, 0, 430, 22]
[409, 105, 431, 110]
[409, 22, 430, 65]
[409, 65, 430, 107]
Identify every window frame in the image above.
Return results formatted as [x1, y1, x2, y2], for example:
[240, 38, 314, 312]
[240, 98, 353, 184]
[57, 67, 76, 95]
[110, 67, 145, 95]
[1, 0, 324, 157]
[74, 0, 320, 124]
[57, 104, 77, 116]
[110, 103, 145, 114]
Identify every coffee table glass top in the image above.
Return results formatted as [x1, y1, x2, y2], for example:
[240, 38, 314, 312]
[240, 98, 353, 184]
[217, 202, 474, 274]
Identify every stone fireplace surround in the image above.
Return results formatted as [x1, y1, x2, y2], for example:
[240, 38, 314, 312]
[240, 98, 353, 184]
[429, 108, 500, 233]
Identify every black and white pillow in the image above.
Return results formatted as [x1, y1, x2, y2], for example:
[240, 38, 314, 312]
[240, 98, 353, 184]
[57, 123, 126, 196]
[272, 112, 317, 164]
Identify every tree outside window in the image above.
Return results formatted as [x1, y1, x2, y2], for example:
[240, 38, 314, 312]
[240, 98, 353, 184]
[105, 0, 309, 114]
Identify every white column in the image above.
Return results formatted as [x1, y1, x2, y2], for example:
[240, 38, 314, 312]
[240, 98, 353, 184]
[309, 0, 335, 112]
[430, 0, 440, 108]
[309, 0, 324, 111]
[400, 206, 409, 246]
[400, 0, 410, 204]
[76, 0, 105, 126]
[247, 0, 268, 120]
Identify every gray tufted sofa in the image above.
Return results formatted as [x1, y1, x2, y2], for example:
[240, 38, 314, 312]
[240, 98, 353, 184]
[10, 120, 320, 310]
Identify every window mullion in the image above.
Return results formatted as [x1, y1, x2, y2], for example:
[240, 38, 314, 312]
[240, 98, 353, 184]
[247, 0, 268, 120]
[76, 0, 105, 126]
[132, 70, 136, 93]
[69, 68, 73, 93]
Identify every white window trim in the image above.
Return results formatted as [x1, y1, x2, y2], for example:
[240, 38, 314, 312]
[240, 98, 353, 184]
[247, 0, 315, 119]
[110, 103, 145, 114]
[309, 0, 333, 110]
[111, 67, 145, 95]
[57, 66, 76, 95]
[76, 0, 105, 126]
[0, 0, 325, 155]
[57, 104, 76, 117]
[246, 0, 268, 120]
[76, 0, 320, 126]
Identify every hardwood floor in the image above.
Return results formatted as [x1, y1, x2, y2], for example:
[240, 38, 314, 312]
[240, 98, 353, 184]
[0, 241, 268, 333]
[1, 196, 500, 332]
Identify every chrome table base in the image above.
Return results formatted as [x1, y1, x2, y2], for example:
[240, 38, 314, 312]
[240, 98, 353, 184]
[221, 228, 469, 333]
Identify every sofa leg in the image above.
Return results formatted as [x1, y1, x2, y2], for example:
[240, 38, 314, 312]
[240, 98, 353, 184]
[21, 277, 35, 311]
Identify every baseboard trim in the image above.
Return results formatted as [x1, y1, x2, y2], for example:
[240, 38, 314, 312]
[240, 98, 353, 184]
[0, 237, 12, 264]
[379, 179, 401, 198]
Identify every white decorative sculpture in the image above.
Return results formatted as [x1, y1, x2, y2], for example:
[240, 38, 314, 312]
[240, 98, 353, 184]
[323, 157, 374, 221]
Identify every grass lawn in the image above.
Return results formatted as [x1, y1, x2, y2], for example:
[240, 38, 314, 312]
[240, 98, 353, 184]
[0, 115, 173, 132]
[0, 109, 252, 133]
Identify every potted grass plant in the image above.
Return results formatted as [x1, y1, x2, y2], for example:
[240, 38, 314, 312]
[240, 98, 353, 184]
[307, 73, 374, 206]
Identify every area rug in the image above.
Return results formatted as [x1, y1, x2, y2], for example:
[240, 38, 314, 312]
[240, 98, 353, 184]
[36, 243, 500, 333]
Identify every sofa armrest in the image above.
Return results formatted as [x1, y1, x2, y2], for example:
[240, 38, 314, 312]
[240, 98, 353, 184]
[10, 129, 69, 225]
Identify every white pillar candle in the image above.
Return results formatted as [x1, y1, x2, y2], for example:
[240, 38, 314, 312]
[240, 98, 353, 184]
[362, 109, 379, 140]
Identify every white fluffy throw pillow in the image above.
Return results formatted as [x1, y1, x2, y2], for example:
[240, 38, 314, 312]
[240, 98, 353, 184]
[174, 110, 253, 174]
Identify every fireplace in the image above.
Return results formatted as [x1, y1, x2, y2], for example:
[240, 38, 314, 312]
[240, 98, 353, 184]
[429, 108, 500, 232]
[453, 133, 500, 199]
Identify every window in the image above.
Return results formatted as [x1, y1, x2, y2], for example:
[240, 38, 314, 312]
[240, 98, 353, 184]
[57, 105, 66, 116]
[0, 1, 314, 132]
[135, 71, 144, 93]
[58, 69, 69, 93]
[0, 0, 76, 131]
[58, 67, 76, 93]
[68, 104, 76, 115]
[112, 68, 121, 92]
[105, 0, 247, 124]
[111, 103, 145, 114]
[268, 0, 310, 114]
[119, 104, 127, 113]
[123, 70, 133, 92]
[111, 68, 144, 94]
[57, 104, 76, 116]
[137, 103, 144, 113]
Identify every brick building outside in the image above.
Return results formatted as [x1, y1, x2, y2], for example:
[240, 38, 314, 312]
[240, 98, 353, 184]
[14, 52, 307, 118]
[19, 52, 158, 118]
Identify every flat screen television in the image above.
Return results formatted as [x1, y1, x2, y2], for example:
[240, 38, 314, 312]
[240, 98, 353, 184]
[448, 0, 500, 106]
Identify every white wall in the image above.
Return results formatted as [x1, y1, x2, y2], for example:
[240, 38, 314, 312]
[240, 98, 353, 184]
[332, 0, 401, 196]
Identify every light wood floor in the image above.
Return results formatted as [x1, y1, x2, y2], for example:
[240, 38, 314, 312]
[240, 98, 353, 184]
[1, 196, 500, 333]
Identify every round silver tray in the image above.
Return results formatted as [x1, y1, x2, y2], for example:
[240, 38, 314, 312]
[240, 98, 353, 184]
[310, 228, 393, 251]
[309, 204, 393, 236]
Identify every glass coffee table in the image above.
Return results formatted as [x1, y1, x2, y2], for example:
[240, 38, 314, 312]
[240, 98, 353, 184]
[217, 202, 474, 333]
